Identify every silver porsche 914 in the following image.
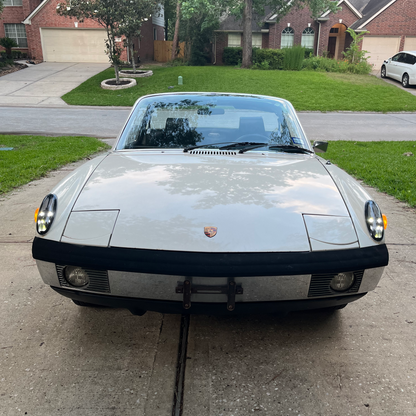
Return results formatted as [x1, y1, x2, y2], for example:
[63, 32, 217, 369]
[32, 93, 389, 315]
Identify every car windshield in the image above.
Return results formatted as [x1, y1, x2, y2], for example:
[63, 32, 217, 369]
[116, 94, 310, 152]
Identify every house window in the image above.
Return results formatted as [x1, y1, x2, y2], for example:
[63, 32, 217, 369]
[330, 28, 339, 34]
[281, 27, 294, 48]
[4, 0, 23, 5]
[301, 27, 315, 49]
[153, 28, 157, 41]
[252, 33, 262, 49]
[4, 24, 27, 48]
[228, 33, 241, 48]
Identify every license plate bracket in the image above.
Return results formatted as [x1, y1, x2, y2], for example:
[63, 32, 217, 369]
[175, 280, 243, 311]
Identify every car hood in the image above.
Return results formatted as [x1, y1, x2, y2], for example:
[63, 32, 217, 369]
[68, 151, 353, 252]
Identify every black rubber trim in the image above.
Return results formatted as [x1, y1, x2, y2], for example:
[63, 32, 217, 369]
[33, 237, 388, 277]
[53, 287, 366, 315]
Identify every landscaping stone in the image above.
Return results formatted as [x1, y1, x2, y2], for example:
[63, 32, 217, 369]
[100, 78, 137, 90]
[119, 69, 153, 78]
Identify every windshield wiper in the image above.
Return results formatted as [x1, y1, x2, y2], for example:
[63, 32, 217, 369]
[219, 142, 268, 153]
[183, 142, 235, 152]
[268, 144, 313, 154]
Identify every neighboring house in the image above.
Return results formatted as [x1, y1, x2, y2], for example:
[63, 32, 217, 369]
[0, 0, 165, 62]
[215, 0, 416, 69]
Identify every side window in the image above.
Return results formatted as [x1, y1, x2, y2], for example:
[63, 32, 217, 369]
[228, 33, 241, 48]
[405, 54, 416, 65]
[301, 27, 315, 49]
[398, 53, 407, 63]
[392, 53, 401, 62]
[281, 27, 294, 49]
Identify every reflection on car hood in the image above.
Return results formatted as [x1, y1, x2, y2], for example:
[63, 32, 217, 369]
[72, 151, 350, 252]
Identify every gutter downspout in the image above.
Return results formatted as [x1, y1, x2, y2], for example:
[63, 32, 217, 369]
[316, 17, 329, 56]
[316, 22, 321, 56]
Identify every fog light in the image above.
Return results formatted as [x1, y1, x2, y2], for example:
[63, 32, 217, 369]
[64, 266, 89, 287]
[330, 272, 354, 292]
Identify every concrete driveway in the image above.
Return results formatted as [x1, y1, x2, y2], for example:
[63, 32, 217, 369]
[1, 158, 416, 415]
[0, 62, 109, 106]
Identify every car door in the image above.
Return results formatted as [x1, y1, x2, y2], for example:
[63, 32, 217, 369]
[394, 53, 413, 81]
[387, 53, 403, 80]
[404, 53, 416, 84]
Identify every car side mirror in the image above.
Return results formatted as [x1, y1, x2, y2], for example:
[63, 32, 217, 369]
[313, 141, 328, 153]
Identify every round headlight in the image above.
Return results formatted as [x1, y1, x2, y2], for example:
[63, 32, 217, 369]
[36, 194, 57, 235]
[365, 200, 384, 241]
[64, 266, 90, 287]
[330, 272, 354, 292]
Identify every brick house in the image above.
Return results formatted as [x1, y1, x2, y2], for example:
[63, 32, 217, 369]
[0, 0, 165, 62]
[215, 0, 416, 69]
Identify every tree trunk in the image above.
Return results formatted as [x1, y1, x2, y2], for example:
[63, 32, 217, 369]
[129, 38, 137, 73]
[171, 0, 181, 61]
[114, 63, 120, 84]
[241, 0, 253, 68]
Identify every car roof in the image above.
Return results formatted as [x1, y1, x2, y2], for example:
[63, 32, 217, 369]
[397, 51, 416, 55]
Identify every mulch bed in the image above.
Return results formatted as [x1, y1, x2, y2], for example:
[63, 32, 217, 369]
[104, 79, 133, 86]
[0, 63, 28, 78]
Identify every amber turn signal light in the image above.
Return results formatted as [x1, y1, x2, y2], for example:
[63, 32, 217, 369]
[382, 214, 388, 229]
[34, 208, 39, 223]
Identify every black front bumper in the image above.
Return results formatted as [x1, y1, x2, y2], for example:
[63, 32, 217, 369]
[33, 238, 389, 277]
[53, 287, 366, 315]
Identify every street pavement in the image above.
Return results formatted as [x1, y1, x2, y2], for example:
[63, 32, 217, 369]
[1, 107, 416, 144]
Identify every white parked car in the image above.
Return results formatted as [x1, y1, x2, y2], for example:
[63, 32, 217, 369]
[32, 93, 389, 315]
[381, 50, 416, 87]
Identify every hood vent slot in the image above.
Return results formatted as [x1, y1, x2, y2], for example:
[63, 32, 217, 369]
[189, 150, 237, 156]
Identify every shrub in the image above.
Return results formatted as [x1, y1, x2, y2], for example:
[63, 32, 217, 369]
[283, 45, 305, 71]
[0, 37, 18, 59]
[253, 48, 285, 70]
[165, 58, 188, 67]
[302, 55, 372, 74]
[222, 47, 242, 66]
[252, 59, 270, 70]
[11, 50, 22, 59]
[304, 48, 314, 59]
[342, 28, 369, 65]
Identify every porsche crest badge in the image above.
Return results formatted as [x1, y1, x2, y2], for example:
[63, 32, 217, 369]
[204, 226, 217, 238]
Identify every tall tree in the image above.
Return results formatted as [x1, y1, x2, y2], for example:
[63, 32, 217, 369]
[119, 0, 159, 73]
[171, 0, 181, 60]
[181, 0, 340, 67]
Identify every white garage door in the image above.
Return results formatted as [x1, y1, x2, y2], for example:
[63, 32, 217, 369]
[41, 28, 108, 63]
[362, 36, 401, 70]
[404, 37, 416, 51]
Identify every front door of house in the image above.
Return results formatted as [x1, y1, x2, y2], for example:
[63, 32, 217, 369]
[328, 37, 336, 59]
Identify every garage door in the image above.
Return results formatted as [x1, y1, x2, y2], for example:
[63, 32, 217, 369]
[41, 28, 108, 63]
[362, 36, 401, 70]
[404, 37, 416, 51]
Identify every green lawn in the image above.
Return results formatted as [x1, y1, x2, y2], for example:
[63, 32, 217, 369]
[62, 66, 416, 112]
[322, 141, 416, 207]
[0, 135, 110, 194]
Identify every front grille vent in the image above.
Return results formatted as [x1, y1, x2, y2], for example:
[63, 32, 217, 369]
[189, 150, 238, 156]
[56, 265, 110, 293]
[308, 270, 364, 298]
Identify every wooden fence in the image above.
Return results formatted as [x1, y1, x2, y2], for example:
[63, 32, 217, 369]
[154, 40, 186, 62]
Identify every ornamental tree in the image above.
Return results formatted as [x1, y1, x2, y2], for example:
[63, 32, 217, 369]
[57, 0, 158, 83]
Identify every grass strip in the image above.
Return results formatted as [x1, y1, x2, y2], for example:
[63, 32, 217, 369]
[62, 66, 416, 112]
[322, 141, 416, 207]
[0, 135, 110, 194]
